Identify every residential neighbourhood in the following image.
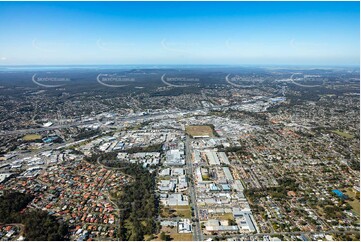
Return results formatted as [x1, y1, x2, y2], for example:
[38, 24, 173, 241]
[0, 65, 359, 241]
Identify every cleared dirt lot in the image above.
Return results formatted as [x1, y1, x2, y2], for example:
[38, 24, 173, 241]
[185, 125, 214, 137]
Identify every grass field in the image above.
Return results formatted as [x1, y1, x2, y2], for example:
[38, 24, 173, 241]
[23, 134, 42, 141]
[173, 206, 192, 218]
[160, 206, 173, 218]
[185, 125, 214, 138]
[153, 226, 193, 241]
[144, 234, 154, 241]
[345, 188, 360, 216]
[161, 205, 191, 218]
[169, 233, 193, 241]
[331, 130, 354, 139]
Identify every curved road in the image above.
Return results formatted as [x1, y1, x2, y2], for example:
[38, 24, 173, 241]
[225, 74, 255, 88]
[290, 73, 326, 88]
[161, 74, 188, 88]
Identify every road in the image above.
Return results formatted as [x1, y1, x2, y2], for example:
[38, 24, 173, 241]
[289, 73, 325, 88]
[0, 101, 239, 138]
[205, 229, 360, 240]
[0, 110, 195, 137]
[185, 136, 203, 241]
[0, 84, 297, 139]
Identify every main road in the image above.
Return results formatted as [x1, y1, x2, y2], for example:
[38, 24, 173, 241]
[205, 229, 360, 240]
[0, 109, 213, 137]
[289, 73, 325, 88]
[185, 135, 203, 241]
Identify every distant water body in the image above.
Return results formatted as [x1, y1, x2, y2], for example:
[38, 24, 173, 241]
[0, 64, 358, 72]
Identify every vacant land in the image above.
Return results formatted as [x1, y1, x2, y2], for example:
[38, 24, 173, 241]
[161, 205, 191, 218]
[210, 213, 234, 220]
[345, 188, 360, 216]
[172, 205, 191, 218]
[153, 226, 192, 241]
[169, 233, 193, 241]
[160, 206, 172, 218]
[23, 134, 42, 141]
[331, 130, 354, 139]
[185, 125, 214, 138]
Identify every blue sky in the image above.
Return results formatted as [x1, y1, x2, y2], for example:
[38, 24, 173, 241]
[0, 1, 359, 66]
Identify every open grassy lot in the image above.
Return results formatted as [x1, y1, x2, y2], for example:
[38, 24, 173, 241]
[331, 130, 354, 139]
[173, 205, 192, 218]
[185, 125, 214, 137]
[161, 205, 191, 218]
[160, 206, 173, 218]
[144, 234, 154, 241]
[345, 188, 360, 216]
[169, 233, 193, 241]
[210, 213, 234, 220]
[153, 221, 193, 241]
[23, 134, 42, 141]
[153, 226, 193, 241]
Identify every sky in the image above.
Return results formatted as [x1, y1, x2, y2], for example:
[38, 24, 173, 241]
[0, 1, 359, 66]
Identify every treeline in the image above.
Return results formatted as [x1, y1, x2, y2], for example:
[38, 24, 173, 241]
[85, 154, 160, 240]
[124, 143, 163, 154]
[268, 177, 300, 200]
[217, 146, 250, 156]
[116, 163, 159, 240]
[73, 128, 100, 141]
[0, 191, 68, 240]
[350, 160, 360, 171]
[205, 123, 220, 137]
[0, 192, 34, 223]
[85, 144, 163, 163]
[245, 177, 300, 201]
[85, 151, 118, 163]
[23, 210, 68, 241]
[90, 159, 160, 241]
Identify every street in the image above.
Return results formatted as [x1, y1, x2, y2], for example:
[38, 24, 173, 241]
[185, 135, 203, 241]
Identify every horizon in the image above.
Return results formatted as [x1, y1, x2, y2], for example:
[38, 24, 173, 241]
[0, 63, 360, 68]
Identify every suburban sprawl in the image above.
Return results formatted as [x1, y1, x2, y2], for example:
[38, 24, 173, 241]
[0, 66, 359, 241]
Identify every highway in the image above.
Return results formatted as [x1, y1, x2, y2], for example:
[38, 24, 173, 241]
[185, 135, 203, 241]
[0, 110, 200, 137]
[289, 73, 325, 88]
[225, 74, 254, 88]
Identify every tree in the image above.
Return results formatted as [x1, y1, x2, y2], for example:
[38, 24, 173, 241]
[0, 191, 68, 240]
[160, 231, 167, 241]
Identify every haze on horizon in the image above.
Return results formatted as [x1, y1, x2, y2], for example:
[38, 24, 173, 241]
[0, 1, 359, 66]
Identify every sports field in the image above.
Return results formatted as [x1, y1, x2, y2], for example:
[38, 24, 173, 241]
[23, 134, 42, 141]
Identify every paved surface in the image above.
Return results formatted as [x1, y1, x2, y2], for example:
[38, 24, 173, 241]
[205, 229, 360, 240]
[0, 110, 194, 137]
[185, 136, 202, 241]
